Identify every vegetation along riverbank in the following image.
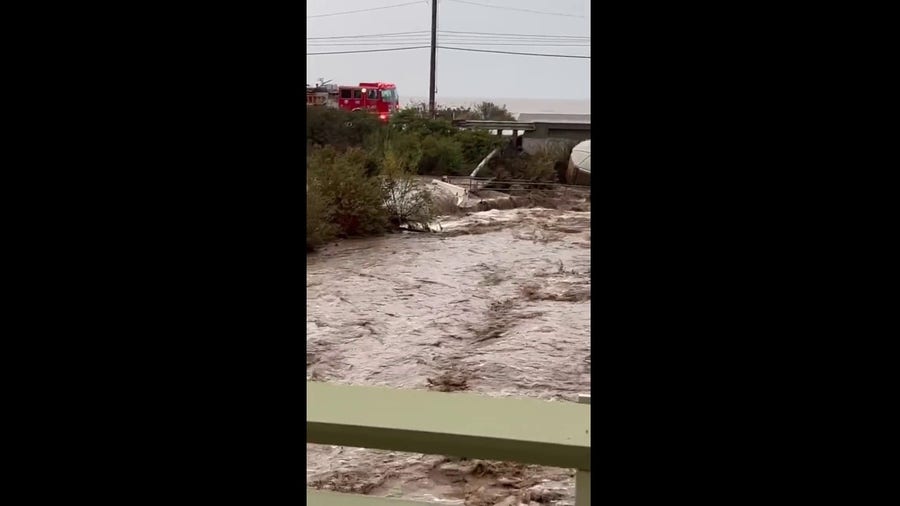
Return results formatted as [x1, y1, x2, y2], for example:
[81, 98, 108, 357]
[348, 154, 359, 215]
[306, 104, 578, 252]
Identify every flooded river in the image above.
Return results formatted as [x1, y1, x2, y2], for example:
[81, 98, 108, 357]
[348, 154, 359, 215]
[307, 205, 591, 505]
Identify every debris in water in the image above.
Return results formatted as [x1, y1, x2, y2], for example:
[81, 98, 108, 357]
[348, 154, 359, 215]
[426, 372, 470, 392]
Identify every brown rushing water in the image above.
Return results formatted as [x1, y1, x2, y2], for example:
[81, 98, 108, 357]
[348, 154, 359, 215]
[307, 205, 591, 506]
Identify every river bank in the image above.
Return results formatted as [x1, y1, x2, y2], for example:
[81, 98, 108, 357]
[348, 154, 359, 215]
[306, 105, 577, 252]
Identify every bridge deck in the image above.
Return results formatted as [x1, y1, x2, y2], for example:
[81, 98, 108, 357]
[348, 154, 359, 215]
[456, 119, 590, 137]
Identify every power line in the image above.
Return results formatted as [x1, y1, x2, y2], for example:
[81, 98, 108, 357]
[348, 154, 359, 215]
[307, 30, 429, 40]
[306, 34, 591, 46]
[308, 35, 590, 44]
[308, 41, 590, 46]
[436, 36, 588, 42]
[306, 30, 591, 40]
[307, 1, 423, 19]
[308, 37, 589, 44]
[439, 30, 589, 39]
[306, 46, 430, 55]
[307, 33, 590, 42]
[308, 37, 591, 46]
[307, 45, 590, 58]
[438, 46, 589, 58]
[445, 0, 584, 18]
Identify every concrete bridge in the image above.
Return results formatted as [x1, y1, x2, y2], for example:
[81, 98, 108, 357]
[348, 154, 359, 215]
[456, 113, 590, 154]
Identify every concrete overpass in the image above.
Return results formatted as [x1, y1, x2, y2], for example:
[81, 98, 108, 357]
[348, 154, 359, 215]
[456, 113, 590, 154]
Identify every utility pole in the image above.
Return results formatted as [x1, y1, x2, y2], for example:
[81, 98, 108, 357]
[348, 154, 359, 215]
[428, 0, 437, 118]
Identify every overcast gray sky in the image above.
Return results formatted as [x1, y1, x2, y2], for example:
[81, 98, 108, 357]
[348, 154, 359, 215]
[307, 0, 591, 100]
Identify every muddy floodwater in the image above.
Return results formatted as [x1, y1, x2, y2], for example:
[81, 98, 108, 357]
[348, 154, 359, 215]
[307, 205, 591, 506]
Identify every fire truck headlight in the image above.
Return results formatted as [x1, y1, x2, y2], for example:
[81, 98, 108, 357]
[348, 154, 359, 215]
[379, 114, 387, 120]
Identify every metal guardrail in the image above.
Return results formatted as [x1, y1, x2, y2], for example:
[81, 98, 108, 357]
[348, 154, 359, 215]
[307, 382, 591, 506]
[576, 394, 591, 505]
[456, 120, 536, 131]
[441, 176, 592, 196]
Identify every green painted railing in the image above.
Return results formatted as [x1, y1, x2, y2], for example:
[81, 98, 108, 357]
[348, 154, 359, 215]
[307, 382, 591, 506]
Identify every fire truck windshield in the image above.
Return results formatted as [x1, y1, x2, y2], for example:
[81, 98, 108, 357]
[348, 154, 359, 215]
[381, 89, 396, 103]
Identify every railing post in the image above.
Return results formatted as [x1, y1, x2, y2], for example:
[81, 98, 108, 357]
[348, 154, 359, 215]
[576, 394, 591, 506]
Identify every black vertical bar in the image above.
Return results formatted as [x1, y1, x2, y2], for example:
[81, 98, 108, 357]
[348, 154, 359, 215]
[429, 0, 437, 118]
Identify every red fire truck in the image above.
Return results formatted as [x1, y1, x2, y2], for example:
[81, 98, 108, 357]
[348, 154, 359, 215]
[306, 81, 400, 122]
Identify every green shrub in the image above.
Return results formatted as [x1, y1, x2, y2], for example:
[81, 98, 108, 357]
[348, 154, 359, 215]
[480, 141, 575, 182]
[365, 128, 423, 174]
[390, 112, 457, 137]
[417, 136, 465, 176]
[308, 146, 389, 237]
[473, 101, 515, 121]
[307, 107, 382, 149]
[526, 141, 577, 181]
[399, 101, 514, 121]
[388, 108, 424, 130]
[380, 148, 435, 228]
[306, 170, 337, 251]
[456, 130, 505, 170]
